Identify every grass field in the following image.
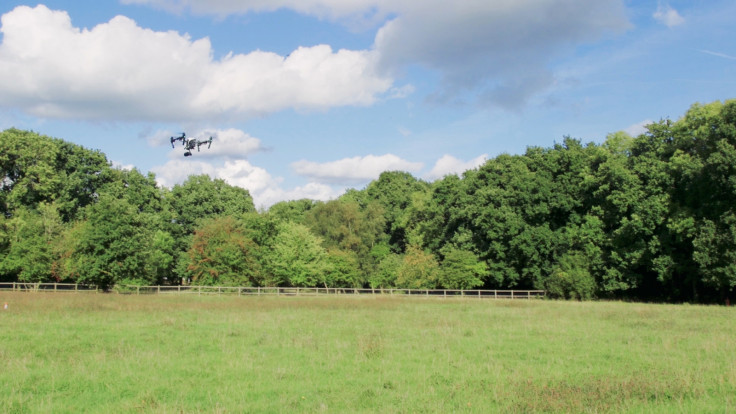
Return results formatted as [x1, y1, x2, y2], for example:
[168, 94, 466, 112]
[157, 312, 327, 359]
[1, 293, 734, 413]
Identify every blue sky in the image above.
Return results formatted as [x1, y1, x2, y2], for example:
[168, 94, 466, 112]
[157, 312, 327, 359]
[1, 1, 734, 208]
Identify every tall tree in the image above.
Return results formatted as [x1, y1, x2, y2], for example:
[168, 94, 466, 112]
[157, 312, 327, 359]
[66, 195, 156, 289]
[183, 216, 261, 286]
[264, 222, 331, 287]
[364, 171, 429, 251]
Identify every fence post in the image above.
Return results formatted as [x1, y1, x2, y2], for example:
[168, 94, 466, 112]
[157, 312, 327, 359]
[75, 283, 78, 293]
[511, 291, 514, 299]
[137, 286, 140, 295]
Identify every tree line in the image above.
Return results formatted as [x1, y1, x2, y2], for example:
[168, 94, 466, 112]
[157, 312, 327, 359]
[1, 100, 734, 302]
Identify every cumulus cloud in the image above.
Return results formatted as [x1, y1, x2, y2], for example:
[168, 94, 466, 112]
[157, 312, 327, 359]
[158, 128, 265, 158]
[151, 157, 344, 208]
[292, 154, 423, 184]
[0, 5, 392, 121]
[124, 0, 631, 109]
[425, 154, 487, 180]
[374, 1, 630, 108]
[653, 3, 685, 27]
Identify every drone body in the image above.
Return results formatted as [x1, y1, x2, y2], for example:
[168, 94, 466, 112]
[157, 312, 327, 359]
[170, 133, 213, 156]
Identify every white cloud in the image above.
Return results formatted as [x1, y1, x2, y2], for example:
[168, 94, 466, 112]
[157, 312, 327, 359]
[373, 1, 630, 108]
[0, 5, 392, 121]
[653, 4, 685, 27]
[163, 128, 264, 158]
[291, 153, 423, 184]
[256, 182, 344, 210]
[193, 45, 390, 115]
[111, 160, 136, 171]
[151, 158, 345, 208]
[152, 158, 280, 206]
[0, 2, 633, 119]
[624, 119, 653, 137]
[425, 154, 487, 180]
[152, 159, 218, 189]
[125, 0, 631, 109]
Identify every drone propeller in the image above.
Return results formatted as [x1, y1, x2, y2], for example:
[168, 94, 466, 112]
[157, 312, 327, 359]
[170, 132, 186, 148]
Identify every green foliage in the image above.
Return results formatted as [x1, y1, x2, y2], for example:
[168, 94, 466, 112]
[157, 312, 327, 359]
[265, 222, 331, 287]
[544, 252, 597, 300]
[364, 171, 429, 251]
[305, 198, 385, 283]
[0, 129, 112, 221]
[68, 195, 157, 289]
[0, 204, 63, 282]
[438, 247, 487, 289]
[396, 245, 440, 289]
[184, 216, 261, 286]
[266, 198, 317, 224]
[325, 249, 363, 287]
[368, 253, 402, 289]
[1, 99, 735, 301]
[168, 174, 255, 236]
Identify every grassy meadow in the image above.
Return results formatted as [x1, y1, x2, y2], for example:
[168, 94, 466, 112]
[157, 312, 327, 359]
[1, 292, 734, 413]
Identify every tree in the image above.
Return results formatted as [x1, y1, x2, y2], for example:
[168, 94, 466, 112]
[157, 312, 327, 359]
[68, 195, 156, 289]
[265, 222, 331, 287]
[438, 247, 487, 290]
[0, 204, 64, 282]
[0, 129, 62, 217]
[544, 252, 597, 300]
[364, 171, 429, 251]
[183, 216, 261, 286]
[396, 244, 440, 289]
[324, 249, 363, 288]
[267, 199, 317, 224]
[368, 253, 402, 289]
[305, 198, 385, 284]
[0, 129, 113, 222]
[168, 174, 255, 236]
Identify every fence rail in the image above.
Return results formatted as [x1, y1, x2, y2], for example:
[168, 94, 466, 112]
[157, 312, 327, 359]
[0, 283, 545, 300]
[0, 282, 98, 292]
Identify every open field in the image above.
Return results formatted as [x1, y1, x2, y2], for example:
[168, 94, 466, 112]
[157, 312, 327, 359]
[1, 293, 734, 413]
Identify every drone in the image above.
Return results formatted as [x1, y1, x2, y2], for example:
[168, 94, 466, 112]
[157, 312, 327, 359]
[170, 133, 213, 157]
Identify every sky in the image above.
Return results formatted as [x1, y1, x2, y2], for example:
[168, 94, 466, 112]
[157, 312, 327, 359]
[0, 1, 734, 209]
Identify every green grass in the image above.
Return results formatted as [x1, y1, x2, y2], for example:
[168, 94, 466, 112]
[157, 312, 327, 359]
[1, 293, 734, 413]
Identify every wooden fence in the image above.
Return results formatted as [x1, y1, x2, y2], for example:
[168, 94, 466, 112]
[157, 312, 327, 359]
[0, 283, 545, 300]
